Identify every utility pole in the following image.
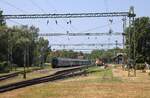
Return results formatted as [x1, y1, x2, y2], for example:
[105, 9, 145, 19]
[40, 47, 44, 68]
[115, 40, 118, 49]
[23, 46, 26, 79]
[122, 17, 127, 68]
[115, 40, 118, 55]
[122, 17, 127, 49]
[128, 6, 136, 77]
[114, 40, 118, 64]
[133, 9, 136, 77]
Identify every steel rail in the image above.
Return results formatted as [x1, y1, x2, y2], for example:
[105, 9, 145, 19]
[0, 72, 20, 81]
[0, 67, 42, 82]
[0, 65, 93, 93]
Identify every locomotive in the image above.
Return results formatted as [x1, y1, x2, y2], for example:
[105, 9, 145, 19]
[95, 58, 104, 66]
[51, 57, 92, 68]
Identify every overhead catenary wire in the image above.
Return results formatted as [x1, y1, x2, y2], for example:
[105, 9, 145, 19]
[1, 0, 126, 51]
[104, 0, 109, 12]
[45, 0, 57, 12]
[44, 0, 78, 33]
[0, 0, 33, 28]
[0, 0, 28, 13]
[108, 19, 113, 49]
[7, 19, 24, 26]
[28, 0, 58, 34]
[46, 18, 123, 50]
[104, 0, 112, 49]
[0, 1, 28, 26]
[29, 0, 46, 13]
[78, 24, 109, 33]
[77, 20, 118, 33]
[43, 1, 70, 33]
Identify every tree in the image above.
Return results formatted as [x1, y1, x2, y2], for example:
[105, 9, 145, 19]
[0, 25, 49, 67]
[125, 17, 150, 63]
[0, 26, 9, 62]
[0, 10, 50, 73]
[0, 10, 6, 26]
[36, 37, 49, 67]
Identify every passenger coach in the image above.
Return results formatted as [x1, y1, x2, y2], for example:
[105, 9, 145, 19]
[51, 57, 92, 68]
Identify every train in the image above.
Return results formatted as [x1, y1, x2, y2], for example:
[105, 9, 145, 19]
[95, 58, 104, 66]
[51, 57, 92, 68]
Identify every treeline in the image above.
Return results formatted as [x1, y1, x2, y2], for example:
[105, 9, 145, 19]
[125, 17, 150, 63]
[0, 25, 50, 72]
[47, 48, 123, 63]
[87, 48, 124, 63]
[47, 50, 84, 62]
[0, 25, 50, 66]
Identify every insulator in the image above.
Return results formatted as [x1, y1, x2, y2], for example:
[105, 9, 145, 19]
[47, 20, 49, 24]
[69, 20, 72, 24]
[109, 19, 113, 24]
[55, 20, 58, 24]
[109, 29, 113, 34]
[66, 31, 69, 34]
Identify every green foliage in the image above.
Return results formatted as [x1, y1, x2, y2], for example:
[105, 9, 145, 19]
[0, 24, 49, 70]
[125, 17, 150, 63]
[0, 61, 10, 73]
[89, 49, 123, 63]
[136, 63, 145, 70]
[0, 10, 6, 26]
[47, 50, 80, 61]
[90, 49, 104, 59]
[0, 26, 8, 62]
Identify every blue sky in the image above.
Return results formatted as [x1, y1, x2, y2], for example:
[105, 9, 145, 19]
[0, 0, 150, 52]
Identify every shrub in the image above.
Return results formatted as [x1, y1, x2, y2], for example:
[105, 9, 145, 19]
[136, 63, 145, 70]
[0, 61, 10, 73]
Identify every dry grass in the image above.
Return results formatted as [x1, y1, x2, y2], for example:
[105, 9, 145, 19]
[1, 66, 150, 98]
[0, 67, 53, 86]
[113, 66, 150, 83]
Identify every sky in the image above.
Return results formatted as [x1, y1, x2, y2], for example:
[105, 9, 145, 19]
[0, 0, 150, 52]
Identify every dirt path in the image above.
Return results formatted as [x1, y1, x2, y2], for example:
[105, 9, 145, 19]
[113, 66, 150, 83]
[1, 66, 150, 98]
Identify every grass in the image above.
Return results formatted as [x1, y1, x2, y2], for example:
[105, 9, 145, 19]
[1, 66, 150, 98]
[85, 66, 122, 83]
[0, 66, 40, 76]
[0, 66, 53, 86]
[0, 71, 20, 76]
[0, 64, 53, 75]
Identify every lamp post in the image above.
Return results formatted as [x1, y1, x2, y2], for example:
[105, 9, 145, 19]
[128, 6, 136, 77]
[115, 40, 118, 56]
[40, 47, 45, 68]
[23, 46, 27, 79]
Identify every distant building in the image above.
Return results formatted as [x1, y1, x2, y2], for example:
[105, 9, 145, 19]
[113, 53, 127, 64]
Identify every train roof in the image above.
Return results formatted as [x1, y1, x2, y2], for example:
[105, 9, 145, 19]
[56, 58, 90, 61]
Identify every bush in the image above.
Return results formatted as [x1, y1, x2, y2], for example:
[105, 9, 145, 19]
[0, 61, 10, 73]
[136, 63, 145, 70]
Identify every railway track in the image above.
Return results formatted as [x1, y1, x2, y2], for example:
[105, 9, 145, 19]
[0, 65, 92, 93]
[0, 67, 42, 82]
[0, 72, 21, 81]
